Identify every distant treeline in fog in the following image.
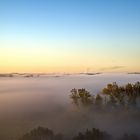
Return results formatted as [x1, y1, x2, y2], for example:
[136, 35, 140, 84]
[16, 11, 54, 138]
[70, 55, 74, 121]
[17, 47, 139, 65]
[19, 82, 140, 140]
[20, 126, 140, 140]
[70, 82, 140, 110]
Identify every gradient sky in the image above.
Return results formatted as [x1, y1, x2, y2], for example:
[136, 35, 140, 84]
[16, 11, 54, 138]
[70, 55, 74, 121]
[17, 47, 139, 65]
[0, 0, 140, 73]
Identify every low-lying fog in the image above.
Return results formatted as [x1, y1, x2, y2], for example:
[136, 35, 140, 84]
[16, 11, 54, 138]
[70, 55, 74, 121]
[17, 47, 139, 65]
[0, 73, 140, 140]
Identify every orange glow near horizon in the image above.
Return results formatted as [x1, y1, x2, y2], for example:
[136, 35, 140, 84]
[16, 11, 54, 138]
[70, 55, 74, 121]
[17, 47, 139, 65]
[0, 40, 140, 73]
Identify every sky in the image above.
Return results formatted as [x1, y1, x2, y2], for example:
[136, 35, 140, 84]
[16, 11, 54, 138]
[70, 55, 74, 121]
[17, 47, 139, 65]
[0, 0, 140, 73]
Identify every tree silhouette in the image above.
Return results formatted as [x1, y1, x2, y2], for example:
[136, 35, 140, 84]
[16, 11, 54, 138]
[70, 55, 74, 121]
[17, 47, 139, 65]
[70, 88, 80, 105]
[94, 94, 103, 109]
[70, 88, 93, 106]
[71, 82, 140, 109]
[119, 134, 139, 140]
[102, 82, 140, 109]
[73, 128, 111, 140]
[19, 126, 63, 140]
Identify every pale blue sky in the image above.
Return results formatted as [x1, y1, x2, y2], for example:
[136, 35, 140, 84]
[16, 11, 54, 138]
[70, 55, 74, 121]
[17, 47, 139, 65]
[0, 0, 140, 73]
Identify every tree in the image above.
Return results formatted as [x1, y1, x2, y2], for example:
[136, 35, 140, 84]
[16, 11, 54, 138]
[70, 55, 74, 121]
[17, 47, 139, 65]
[73, 128, 111, 140]
[94, 94, 103, 109]
[119, 134, 139, 140]
[70, 88, 80, 105]
[19, 126, 63, 140]
[133, 82, 140, 95]
[70, 89, 93, 106]
[125, 83, 133, 95]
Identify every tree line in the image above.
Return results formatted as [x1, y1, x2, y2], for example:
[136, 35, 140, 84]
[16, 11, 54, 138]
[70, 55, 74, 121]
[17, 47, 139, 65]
[70, 82, 140, 110]
[19, 82, 140, 140]
[19, 126, 139, 140]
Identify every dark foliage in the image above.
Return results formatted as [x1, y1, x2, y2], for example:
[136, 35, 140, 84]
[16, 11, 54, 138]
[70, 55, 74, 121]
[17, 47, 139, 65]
[102, 82, 140, 109]
[70, 82, 140, 110]
[19, 126, 140, 140]
[70, 88, 93, 106]
[20, 126, 63, 140]
[118, 134, 139, 140]
[73, 128, 111, 140]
